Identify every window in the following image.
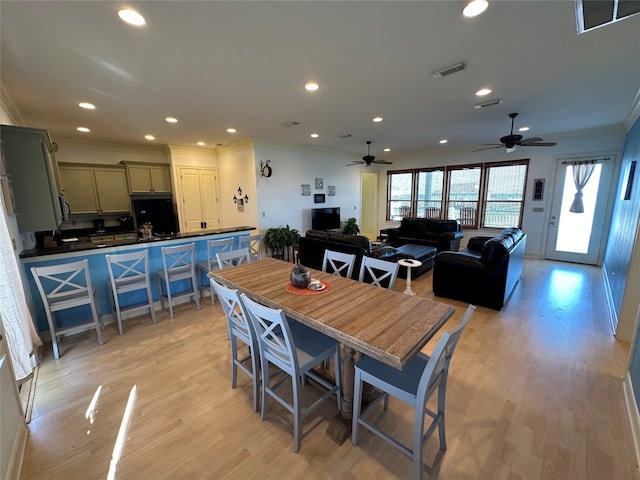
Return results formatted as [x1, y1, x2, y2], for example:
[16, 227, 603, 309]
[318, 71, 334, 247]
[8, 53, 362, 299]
[387, 170, 412, 221]
[386, 159, 529, 229]
[483, 162, 528, 228]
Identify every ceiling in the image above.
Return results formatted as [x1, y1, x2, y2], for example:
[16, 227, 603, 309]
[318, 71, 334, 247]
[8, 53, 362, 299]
[1, 1, 639, 159]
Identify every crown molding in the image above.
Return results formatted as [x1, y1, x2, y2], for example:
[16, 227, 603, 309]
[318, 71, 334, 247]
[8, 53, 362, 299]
[626, 87, 640, 131]
[0, 87, 24, 125]
[165, 144, 217, 156]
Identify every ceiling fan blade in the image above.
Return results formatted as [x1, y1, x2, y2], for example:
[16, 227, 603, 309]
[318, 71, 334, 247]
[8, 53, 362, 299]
[373, 159, 393, 164]
[522, 141, 557, 147]
[518, 137, 543, 145]
[346, 161, 365, 166]
[473, 145, 503, 152]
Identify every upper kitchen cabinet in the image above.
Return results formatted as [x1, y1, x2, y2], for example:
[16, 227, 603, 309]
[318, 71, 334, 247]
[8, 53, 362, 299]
[1, 125, 63, 232]
[58, 164, 131, 214]
[123, 162, 172, 194]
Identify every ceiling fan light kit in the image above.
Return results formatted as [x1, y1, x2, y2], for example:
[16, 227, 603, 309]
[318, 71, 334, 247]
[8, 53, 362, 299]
[346, 141, 393, 167]
[474, 112, 558, 153]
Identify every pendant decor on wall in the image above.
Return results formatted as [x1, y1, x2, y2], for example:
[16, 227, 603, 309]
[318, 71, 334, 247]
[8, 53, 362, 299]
[233, 187, 249, 211]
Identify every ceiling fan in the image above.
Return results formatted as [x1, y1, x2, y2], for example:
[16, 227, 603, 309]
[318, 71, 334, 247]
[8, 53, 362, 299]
[347, 141, 393, 167]
[474, 112, 557, 153]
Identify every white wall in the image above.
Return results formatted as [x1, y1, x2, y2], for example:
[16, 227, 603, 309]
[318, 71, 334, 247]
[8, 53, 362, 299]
[217, 139, 259, 231]
[376, 125, 626, 258]
[251, 139, 362, 234]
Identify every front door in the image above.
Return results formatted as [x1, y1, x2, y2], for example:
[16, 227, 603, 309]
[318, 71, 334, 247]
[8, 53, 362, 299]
[545, 155, 616, 265]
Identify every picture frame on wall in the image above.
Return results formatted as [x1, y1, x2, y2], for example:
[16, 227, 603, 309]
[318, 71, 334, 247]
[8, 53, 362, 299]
[314, 193, 325, 203]
[301, 184, 311, 196]
[327, 185, 336, 196]
[315, 178, 324, 189]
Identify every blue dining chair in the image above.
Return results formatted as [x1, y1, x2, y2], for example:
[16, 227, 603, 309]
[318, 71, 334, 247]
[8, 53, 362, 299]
[240, 293, 342, 453]
[352, 304, 476, 480]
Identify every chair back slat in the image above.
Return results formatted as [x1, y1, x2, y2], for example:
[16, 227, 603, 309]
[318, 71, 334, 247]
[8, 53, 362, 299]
[210, 278, 254, 344]
[241, 293, 298, 375]
[206, 237, 235, 271]
[417, 305, 475, 402]
[322, 249, 356, 278]
[217, 248, 251, 269]
[31, 260, 93, 301]
[239, 234, 263, 261]
[358, 256, 399, 290]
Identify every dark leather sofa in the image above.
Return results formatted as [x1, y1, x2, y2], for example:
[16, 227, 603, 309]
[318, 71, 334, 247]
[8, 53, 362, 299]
[298, 230, 435, 280]
[432, 228, 526, 310]
[385, 218, 463, 252]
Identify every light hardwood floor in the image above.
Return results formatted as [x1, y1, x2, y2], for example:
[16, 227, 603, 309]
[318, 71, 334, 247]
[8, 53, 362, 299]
[19, 259, 638, 479]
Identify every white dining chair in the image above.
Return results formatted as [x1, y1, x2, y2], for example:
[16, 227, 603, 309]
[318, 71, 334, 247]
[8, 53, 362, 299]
[240, 293, 342, 453]
[216, 247, 251, 269]
[155, 242, 200, 319]
[358, 256, 400, 290]
[322, 249, 356, 278]
[210, 278, 260, 412]
[106, 250, 157, 334]
[197, 237, 235, 305]
[239, 234, 263, 262]
[30, 259, 104, 359]
[352, 304, 476, 480]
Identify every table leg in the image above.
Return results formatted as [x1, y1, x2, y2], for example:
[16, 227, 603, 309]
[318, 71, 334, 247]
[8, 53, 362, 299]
[326, 345, 356, 445]
[403, 266, 416, 296]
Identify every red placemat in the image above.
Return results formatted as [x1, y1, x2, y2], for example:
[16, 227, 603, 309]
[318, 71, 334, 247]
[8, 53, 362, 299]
[285, 280, 331, 295]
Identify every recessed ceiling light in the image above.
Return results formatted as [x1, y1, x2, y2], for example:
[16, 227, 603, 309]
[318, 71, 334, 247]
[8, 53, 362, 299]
[439, 139, 448, 144]
[475, 88, 492, 96]
[77, 127, 90, 133]
[384, 148, 391, 152]
[305, 82, 319, 92]
[165, 117, 178, 124]
[518, 126, 530, 132]
[462, 0, 489, 18]
[118, 9, 146, 26]
[310, 133, 319, 138]
[79, 102, 96, 110]
[197, 141, 206, 146]
[226, 128, 237, 134]
[373, 116, 383, 123]
[144, 134, 155, 141]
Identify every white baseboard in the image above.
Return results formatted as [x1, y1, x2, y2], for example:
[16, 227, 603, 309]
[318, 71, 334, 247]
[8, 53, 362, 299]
[624, 374, 640, 469]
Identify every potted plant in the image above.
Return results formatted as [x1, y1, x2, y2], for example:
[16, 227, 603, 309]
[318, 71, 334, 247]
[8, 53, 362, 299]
[264, 225, 300, 260]
[343, 217, 359, 235]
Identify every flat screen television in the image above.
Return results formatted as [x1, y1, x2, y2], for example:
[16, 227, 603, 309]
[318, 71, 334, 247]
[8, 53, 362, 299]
[311, 207, 341, 231]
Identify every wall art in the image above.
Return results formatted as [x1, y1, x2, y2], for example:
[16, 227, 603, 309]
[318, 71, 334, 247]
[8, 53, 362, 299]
[301, 184, 311, 196]
[327, 185, 336, 196]
[315, 177, 324, 189]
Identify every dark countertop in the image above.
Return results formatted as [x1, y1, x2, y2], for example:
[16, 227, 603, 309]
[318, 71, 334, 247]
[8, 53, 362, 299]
[20, 226, 256, 258]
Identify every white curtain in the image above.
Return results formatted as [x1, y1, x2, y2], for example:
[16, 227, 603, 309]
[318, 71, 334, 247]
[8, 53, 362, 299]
[569, 162, 596, 213]
[0, 187, 41, 381]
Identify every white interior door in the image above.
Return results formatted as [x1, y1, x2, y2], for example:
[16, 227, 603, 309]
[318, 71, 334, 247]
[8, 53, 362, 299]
[545, 156, 615, 265]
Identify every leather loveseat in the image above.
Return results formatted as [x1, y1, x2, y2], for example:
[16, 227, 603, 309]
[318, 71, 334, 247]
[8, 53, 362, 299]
[385, 218, 463, 252]
[297, 230, 435, 280]
[432, 228, 526, 310]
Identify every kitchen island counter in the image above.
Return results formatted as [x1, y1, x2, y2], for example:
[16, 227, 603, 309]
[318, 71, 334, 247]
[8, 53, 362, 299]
[20, 227, 256, 333]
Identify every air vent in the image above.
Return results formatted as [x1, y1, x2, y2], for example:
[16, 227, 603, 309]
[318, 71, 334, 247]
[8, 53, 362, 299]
[281, 121, 300, 127]
[431, 62, 467, 79]
[473, 98, 503, 109]
[336, 134, 352, 139]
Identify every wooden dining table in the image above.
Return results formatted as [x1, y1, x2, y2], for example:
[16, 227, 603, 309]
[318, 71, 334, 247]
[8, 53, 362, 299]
[211, 257, 455, 442]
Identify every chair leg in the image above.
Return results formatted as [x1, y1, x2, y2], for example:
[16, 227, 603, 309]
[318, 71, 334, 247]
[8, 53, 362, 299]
[251, 345, 260, 413]
[165, 277, 174, 319]
[146, 286, 157, 324]
[45, 311, 61, 360]
[192, 274, 201, 310]
[260, 357, 269, 421]
[230, 337, 239, 388]
[437, 382, 447, 451]
[292, 379, 302, 453]
[90, 295, 104, 346]
[352, 371, 363, 445]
